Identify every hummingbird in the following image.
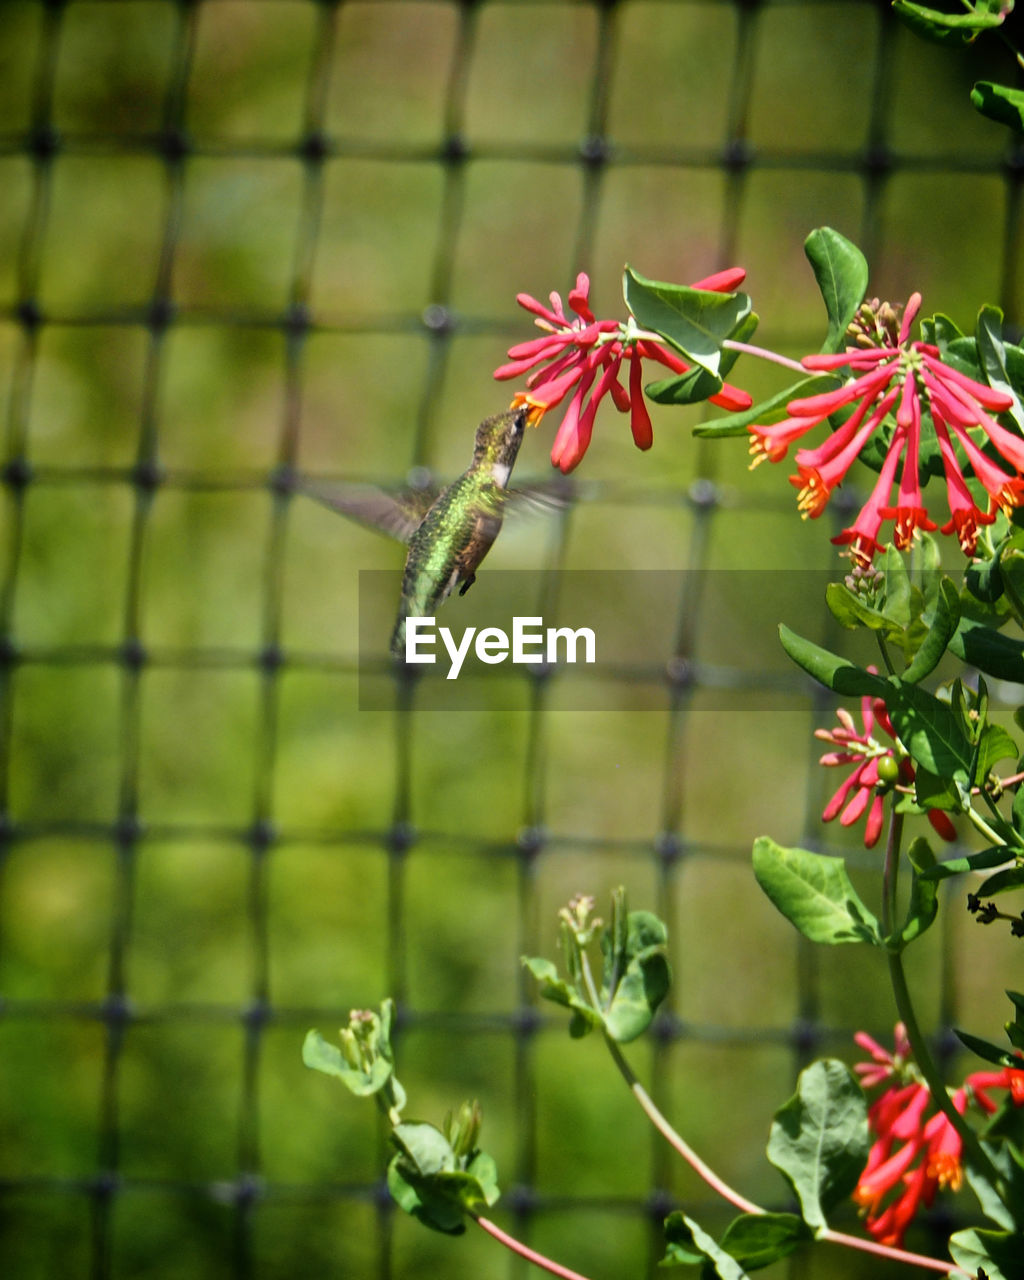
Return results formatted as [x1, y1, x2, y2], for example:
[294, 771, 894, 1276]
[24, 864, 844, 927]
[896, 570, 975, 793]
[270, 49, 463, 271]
[300, 405, 535, 657]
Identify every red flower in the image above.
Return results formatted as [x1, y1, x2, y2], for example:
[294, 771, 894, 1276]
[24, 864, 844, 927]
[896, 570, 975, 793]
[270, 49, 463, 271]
[495, 271, 753, 473]
[852, 1024, 1024, 1247]
[815, 675, 956, 848]
[748, 293, 1019, 565]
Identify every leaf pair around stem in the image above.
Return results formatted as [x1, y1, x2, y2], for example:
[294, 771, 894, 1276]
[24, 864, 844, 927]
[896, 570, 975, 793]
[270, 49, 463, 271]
[303, 999, 499, 1235]
[528, 892, 874, 1276]
[520, 887, 670, 1043]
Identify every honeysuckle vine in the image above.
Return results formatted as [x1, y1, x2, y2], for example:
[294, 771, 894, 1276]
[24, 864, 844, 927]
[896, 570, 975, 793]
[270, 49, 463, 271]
[305, 227, 1024, 1280]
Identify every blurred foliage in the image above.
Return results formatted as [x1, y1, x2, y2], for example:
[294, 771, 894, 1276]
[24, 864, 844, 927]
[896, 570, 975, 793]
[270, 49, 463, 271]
[0, 2, 1019, 1278]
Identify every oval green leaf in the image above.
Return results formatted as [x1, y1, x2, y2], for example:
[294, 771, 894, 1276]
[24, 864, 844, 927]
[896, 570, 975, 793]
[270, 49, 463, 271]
[752, 838, 882, 947]
[803, 228, 868, 353]
[766, 1060, 869, 1234]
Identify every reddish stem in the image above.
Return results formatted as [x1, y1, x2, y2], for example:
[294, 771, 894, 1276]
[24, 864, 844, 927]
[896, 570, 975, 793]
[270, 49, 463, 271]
[474, 1215, 594, 1280]
[821, 1228, 968, 1277]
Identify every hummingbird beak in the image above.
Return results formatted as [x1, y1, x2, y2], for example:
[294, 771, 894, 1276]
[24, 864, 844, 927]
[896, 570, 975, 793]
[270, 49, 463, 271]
[510, 392, 547, 428]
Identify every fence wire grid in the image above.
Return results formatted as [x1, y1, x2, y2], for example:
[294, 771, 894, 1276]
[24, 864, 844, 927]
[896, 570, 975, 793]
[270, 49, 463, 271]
[1, 2, 1023, 1278]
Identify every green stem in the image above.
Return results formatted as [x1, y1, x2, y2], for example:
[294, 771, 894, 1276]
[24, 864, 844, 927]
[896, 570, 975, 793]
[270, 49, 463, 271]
[964, 797, 1012, 848]
[996, 550, 1024, 631]
[881, 810, 1006, 1198]
[875, 632, 897, 675]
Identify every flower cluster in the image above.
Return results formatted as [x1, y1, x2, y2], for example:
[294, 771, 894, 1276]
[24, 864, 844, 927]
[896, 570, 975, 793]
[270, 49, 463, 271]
[815, 677, 956, 848]
[494, 271, 752, 473]
[852, 1024, 1024, 1247]
[749, 293, 1020, 565]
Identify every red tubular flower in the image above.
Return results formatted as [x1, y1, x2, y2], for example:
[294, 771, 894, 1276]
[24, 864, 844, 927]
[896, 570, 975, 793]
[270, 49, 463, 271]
[748, 292, 1019, 564]
[815, 676, 956, 849]
[852, 1025, 1024, 1247]
[495, 271, 753, 473]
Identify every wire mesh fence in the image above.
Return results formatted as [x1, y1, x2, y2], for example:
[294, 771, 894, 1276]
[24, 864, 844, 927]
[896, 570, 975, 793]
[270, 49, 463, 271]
[1, 1, 1022, 1277]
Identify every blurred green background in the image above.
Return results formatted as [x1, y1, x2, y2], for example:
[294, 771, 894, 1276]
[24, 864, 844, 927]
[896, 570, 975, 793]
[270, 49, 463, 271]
[1, 1, 1021, 1277]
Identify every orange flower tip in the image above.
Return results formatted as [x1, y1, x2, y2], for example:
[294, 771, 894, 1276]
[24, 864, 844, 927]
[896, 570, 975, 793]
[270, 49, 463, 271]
[791, 473, 830, 518]
[747, 429, 787, 466]
[510, 392, 547, 427]
[746, 443, 772, 470]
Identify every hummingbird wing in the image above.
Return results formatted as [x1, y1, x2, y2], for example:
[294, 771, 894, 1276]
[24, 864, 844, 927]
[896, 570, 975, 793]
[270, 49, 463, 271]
[297, 478, 438, 545]
[504, 474, 577, 517]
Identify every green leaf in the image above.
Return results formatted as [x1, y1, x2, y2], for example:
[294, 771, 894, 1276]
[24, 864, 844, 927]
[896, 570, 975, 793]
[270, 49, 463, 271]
[624, 266, 752, 376]
[524, 892, 670, 1044]
[891, 837, 939, 948]
[923, 311, 966, 348]
[824, 581, 898, 635]
[949, 1226, 1024, 1280]
[646, 363, 723, 406]
[974, 722, 1019, 784]
[950, 618, 1024, 682]
[661, 1213, 707, 1266]
[977, 305, 1024, 430]
[692, 375, 838, 437]
[879, 545, 913, 628]
[973, 81, 1024, 134]
[662, 1213, 751, 1278]
[902, 578, 960, 683]
[601, 906, 671, 1043]
[978, 864, 1024, 896]
[1000, 550, 1024, 626]
[965, 552, 1005, 604]
[894, 0, 1008, 42]
[955, 1028, 1024, 1070]
[717, 1213, 812, 1271]
[886, 680, 973, 781]
[393, 1120, 457, 1176]
[920, 845, 1010, 881]
[945, 332, 990, 379]
[521, 955, 603, 1038]
[974, 1130, 1024, 1236]
[752, 838, 882, 947]
[803, 228, 868, 353]
[766, 1060, 869, 1234]
[778, 625, 889, 697]
[387, 1121, 500, 1235]
[912, 764, 966, 814]
[965, 1142, 1021, 1232]
[465, 1150, 501, 1206]
[386, 1159, 465, 1235]
[302, 998, 403, 1105]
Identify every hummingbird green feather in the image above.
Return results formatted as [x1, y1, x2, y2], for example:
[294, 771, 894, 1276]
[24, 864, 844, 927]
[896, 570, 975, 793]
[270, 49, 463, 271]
[300, 406, 532, 657]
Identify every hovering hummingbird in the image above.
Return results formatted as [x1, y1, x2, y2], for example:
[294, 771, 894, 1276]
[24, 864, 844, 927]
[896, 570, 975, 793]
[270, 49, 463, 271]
[300, 406, 536, 657]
